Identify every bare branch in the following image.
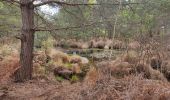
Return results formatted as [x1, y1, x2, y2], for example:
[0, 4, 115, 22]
[35, 22, 97, 31]
[34, 0, 143, 8]
[1, 0, 20, 4]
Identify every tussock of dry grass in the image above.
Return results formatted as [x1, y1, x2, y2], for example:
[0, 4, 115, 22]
[0, 55, 19, 84]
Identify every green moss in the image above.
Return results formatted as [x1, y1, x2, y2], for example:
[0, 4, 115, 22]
[65, 63, 73, 69]
[71, 75, 79, 83]
[55, 76, 64, 82]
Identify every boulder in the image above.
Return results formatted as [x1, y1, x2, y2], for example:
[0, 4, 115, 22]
[84, 67, 98, 86]
[54, 66, 73, 79]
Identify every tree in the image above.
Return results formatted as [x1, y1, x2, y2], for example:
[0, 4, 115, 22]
[1, 0, 148, 82]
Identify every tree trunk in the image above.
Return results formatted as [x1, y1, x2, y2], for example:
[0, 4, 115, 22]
[107, 23, 113, 39]
[15, 0, 34, 82]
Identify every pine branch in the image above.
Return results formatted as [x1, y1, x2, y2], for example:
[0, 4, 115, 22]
[34, 0, 143, 8]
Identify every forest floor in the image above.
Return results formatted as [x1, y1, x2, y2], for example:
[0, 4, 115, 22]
[1, 74, 170, 100]
[1, 38, 170, 100]
[1, 59, 170, 100]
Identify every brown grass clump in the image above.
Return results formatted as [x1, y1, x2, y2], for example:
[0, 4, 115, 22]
[84, 67, 98, 86]
[95, 39, 106, 49]
[46, 48, 69, 63]
[0, 55, 19, 84]
[109, 61, 133, 78]
[33, 63, 46, 77]
[34, 51, 47, 65]
[128, 41, 140, 50]
[150, 56, 162, 70]
[70, 42, 79, 48]
[150, 69, 167, 81]
[69, 55, 82, 64]
[104, 39, 113, 49]
[80, 43, 89, 49]
[89, 39, 96, 48]
[161, 60, 170, 81]
[159, 91, 170, 100]
[135, 62, 167, 81]
[122, 51, 139, 64]
[112, 40, 125, 49]
[72, 63, 82, 74]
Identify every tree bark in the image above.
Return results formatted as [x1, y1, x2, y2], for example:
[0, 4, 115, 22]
[15, 0, 35, 82]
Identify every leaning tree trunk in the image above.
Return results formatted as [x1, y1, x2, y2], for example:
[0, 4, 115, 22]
[15, 0, 35, 82]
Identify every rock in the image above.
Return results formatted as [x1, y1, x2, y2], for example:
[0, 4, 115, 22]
[54, 66, 73, 79]
[80, 57, 89, 64]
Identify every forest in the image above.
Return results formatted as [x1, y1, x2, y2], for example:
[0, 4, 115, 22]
[0, 0, 170, 99]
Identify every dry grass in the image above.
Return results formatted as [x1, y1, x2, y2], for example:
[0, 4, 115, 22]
[0, 55, 19, 84]
[1, 37, 170, 100]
